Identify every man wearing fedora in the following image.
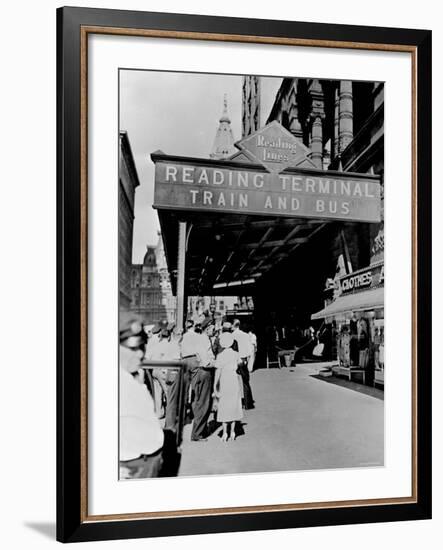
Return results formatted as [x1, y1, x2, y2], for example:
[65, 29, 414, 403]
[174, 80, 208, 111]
[188, 317, 216, 441]
[119, 312, 164, 479]
[145, 326, 180, 419]
[232, 319, 255, 410]
[164, 319, 198, 434]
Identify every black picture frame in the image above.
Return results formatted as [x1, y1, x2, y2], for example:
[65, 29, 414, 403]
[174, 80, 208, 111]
[57, 6, 432, 543]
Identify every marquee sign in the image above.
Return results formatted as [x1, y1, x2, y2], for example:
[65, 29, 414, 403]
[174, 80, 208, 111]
[339, 262, 384, 295]
[152, 155, 381, 223]
[235, 120, 313, 173]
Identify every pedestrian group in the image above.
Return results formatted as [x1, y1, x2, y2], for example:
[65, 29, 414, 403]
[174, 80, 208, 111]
[119, 311, 257, 479]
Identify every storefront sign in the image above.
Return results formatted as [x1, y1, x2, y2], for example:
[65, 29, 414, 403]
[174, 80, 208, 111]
[152, 157, 381, 223]
[235, 121, 312, 173]
[340, 262, 384, 295]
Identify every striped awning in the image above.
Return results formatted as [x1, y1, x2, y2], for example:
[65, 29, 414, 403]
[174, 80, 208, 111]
[311, 287, 384, 320]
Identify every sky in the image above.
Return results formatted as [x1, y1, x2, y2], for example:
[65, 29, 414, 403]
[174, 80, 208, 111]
[119, 70, 282, 263]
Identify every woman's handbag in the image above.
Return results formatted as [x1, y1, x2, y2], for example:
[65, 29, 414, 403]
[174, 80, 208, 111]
[312, 342, 324, 357]
[211, 392, 219, 412]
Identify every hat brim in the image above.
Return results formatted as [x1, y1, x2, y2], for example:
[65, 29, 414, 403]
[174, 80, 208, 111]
[219, 333, 234, 348]
[121, 335, 145, 349]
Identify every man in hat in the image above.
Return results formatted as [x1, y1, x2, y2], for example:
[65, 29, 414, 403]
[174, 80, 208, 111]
[188, 316, 216, 441]
[204, 318, 216, 352]
[232, 319, 255, 409]
[146, 327, 180, 362]
[164, 319, 198, 434]
[119, 311, 164, 479]
[145, 327, 180, 418]
[144, 321, 162, 359]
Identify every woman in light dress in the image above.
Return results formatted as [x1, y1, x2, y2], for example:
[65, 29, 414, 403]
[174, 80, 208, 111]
[213, 332, 243, 442]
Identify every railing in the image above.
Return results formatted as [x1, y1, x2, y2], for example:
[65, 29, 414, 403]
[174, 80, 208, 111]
[140, 360, 186, 447]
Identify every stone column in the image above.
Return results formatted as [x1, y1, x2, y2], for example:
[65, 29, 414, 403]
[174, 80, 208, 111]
[252, 76, 261, 132]
[288, 79, 303, 140]
[289, 108, 303, 140]
[339, 80, 353, 153]
[310, 116, 323, 169]
[308, 79, 325, 169]
[241, 75, 261, 138]
[333, 86, 340, 157]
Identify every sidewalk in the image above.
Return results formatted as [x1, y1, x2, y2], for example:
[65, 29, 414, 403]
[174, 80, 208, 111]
[178, 363, 384, 477]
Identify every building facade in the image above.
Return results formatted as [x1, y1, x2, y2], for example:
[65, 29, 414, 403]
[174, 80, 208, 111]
[241, 76, 385, 383]
[119, 131, 140, 309]
[150, 76, 384, 378]
[262, 78, 384, 267]
[130, 233, 177, 325]
[241, 76, 261, 138]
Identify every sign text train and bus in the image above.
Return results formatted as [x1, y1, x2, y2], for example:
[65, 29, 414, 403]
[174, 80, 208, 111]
[153, 160, 381, 223]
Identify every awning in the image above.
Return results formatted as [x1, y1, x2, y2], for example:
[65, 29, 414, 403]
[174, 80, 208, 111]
[157, 208, 330, 296]
[311, 287, 384, 320]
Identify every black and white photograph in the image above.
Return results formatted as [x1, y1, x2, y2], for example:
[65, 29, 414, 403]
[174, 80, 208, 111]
[0, 0, 436, 545]
[118, 70, 385, 480]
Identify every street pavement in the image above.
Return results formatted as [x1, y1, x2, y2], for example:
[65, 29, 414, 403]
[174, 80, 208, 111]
[179, 363, 384, 476]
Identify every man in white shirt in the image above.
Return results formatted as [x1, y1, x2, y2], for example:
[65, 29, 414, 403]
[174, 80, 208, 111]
[248, 329, 257, 373]
[232, 319, 255, 409]
[144, 324, 161, 358]
[164, 319, 198, 434]
[145, 327, 181, 418]
[189, 318, 215, 441]
[180, 319, 201, 357]
[119, 312, 164, 479]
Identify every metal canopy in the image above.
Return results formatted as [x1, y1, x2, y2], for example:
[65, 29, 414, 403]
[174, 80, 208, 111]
[311, 287, 384, 320]
[158, 208, 329, 297]
[152, 122, 379, 299]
